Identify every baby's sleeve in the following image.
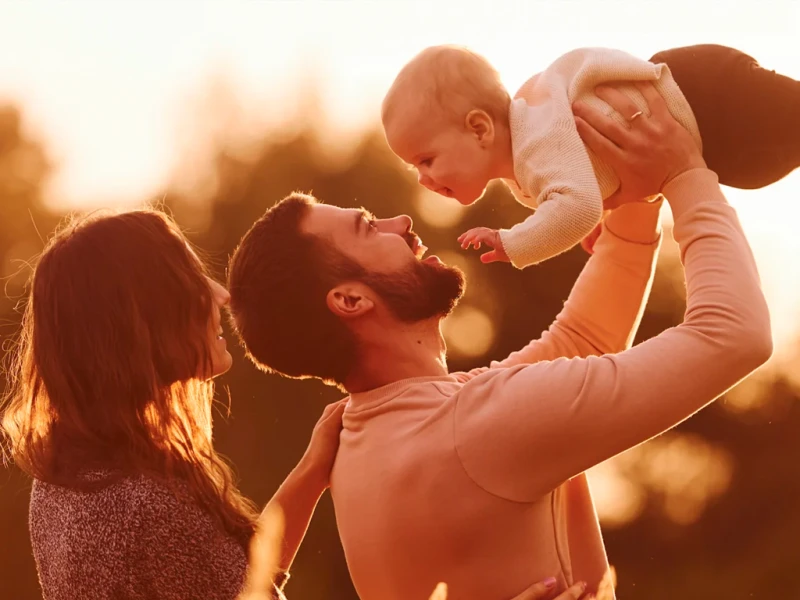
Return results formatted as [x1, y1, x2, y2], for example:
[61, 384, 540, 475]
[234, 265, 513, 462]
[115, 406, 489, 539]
[500, 100, 604, 269]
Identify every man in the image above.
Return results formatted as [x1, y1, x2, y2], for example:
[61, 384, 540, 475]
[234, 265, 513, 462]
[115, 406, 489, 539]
[228, 84, 771, 599]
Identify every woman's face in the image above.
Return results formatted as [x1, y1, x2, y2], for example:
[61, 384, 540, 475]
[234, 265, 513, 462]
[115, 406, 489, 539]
[206, 277, 233, 378]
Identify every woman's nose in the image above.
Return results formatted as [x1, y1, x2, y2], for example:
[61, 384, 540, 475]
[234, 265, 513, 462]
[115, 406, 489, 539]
[218, 287, 231, 307]
[208, 278, 231, 306]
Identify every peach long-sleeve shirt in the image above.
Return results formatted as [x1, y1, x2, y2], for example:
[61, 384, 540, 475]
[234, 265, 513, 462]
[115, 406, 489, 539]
[330, 169, 771, 600]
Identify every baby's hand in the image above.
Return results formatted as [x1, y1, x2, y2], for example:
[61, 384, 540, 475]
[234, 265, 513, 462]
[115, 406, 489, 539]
[458, 227, 510, 264]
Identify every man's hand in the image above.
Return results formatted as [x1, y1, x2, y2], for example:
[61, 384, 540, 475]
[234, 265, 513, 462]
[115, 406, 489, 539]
[573, 81, 706, 202]
[458, 227, 510, 264]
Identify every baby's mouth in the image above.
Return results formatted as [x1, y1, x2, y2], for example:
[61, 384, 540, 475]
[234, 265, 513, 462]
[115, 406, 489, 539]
[438, 187, 453, 198]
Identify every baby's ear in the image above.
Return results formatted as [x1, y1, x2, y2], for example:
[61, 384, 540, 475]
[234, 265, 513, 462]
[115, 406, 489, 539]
[465, 109, 494, 145]
[326, 283, 375, 319]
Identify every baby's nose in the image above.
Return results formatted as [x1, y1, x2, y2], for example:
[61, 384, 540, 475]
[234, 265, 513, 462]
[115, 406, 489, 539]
[418, 171, 434, 188]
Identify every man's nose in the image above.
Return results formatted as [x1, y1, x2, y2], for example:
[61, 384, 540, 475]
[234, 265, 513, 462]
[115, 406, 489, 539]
[376, 215, 413, 235]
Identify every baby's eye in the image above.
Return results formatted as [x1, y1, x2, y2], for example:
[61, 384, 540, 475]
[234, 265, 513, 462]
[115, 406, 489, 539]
[419, 158, 433, 168]
[368, 220, 377, 230]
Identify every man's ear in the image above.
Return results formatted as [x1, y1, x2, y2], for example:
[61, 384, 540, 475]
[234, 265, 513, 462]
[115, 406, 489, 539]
[465, 109, 495, 146]
[326, 283, 375, 319]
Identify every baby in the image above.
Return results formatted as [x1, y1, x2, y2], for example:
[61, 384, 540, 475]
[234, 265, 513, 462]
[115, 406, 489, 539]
[381, 44, 800, 268]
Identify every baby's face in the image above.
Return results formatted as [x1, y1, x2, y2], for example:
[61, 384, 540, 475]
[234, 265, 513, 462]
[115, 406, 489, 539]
[384, 111, 494, 206]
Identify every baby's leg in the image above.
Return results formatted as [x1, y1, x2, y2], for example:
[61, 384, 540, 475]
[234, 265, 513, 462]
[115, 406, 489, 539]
[651, 44, 800, 189]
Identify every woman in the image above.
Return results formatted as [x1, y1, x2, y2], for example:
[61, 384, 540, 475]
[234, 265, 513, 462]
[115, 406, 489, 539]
[1, 209, 580, 600]
[0, 208, 341, 599]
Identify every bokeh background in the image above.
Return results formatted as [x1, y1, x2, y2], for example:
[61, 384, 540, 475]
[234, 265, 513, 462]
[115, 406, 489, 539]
[1, 1, 799, 598]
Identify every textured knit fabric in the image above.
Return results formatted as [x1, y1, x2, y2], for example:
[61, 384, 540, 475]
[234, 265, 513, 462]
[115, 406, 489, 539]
[500, 46, 702, 269]
[330, 170, 771, 600]
[29, 472, 248, 600]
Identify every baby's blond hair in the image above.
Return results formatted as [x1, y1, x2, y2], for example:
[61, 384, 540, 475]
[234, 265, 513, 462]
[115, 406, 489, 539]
[382, 45, 511, 127]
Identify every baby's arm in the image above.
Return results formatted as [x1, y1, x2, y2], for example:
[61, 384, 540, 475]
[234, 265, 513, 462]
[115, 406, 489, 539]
[500, 192, 603, 268]
[500, 85, 603, 268]
[500, 100, 606, 269]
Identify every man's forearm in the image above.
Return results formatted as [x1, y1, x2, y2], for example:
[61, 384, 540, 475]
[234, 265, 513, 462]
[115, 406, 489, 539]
[455, 170, 772, 503]
[492, 200, 661, 368]
[603, 198, 662, 244]
[565, 199, 663, 352]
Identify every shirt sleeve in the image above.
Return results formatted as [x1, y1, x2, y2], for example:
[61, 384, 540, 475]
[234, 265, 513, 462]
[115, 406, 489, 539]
[499, 95, 605, 269]
[491, 200, 662, 369]
[454, 170, 772, 502]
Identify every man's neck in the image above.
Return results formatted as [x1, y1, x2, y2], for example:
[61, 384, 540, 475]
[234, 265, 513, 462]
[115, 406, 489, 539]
[345, 318, 448, 393]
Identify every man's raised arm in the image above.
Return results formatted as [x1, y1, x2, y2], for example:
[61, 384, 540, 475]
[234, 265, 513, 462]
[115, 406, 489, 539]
[490, 199, 662, 369]
[453, 83, 772, 502]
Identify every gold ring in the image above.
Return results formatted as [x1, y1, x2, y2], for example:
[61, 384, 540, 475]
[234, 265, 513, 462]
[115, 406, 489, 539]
[629, 110, 643, 122]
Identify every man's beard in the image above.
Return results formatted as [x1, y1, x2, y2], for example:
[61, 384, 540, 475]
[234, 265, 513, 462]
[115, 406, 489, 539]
[361, 258, 465, 323]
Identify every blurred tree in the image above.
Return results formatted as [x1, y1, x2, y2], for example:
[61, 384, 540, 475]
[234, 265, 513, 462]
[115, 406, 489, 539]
[0, 104, 62, 600]
[0, 105, 58, 314]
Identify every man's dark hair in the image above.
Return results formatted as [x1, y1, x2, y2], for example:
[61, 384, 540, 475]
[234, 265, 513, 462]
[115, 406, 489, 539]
[228, 193, 364, 387]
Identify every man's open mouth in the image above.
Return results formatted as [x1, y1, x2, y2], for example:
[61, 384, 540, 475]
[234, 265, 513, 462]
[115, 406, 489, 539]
[410, 235, 428, 259]
[408, 235, 442, 265]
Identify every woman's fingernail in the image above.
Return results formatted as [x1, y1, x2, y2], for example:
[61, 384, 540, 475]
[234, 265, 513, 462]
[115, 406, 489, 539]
[544, 577, 557, 588]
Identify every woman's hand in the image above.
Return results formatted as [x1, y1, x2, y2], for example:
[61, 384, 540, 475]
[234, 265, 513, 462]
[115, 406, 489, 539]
[297, 398, 347, 491]
[300, 398, 347, 491]
[573, 81, 707, 207]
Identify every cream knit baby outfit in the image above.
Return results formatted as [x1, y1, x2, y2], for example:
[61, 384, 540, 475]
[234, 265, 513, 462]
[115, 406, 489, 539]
[500, 47, 703, 268]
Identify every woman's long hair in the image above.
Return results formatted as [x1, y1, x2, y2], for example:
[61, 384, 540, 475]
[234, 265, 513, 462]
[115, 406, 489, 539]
[1, 209, 257, 544]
